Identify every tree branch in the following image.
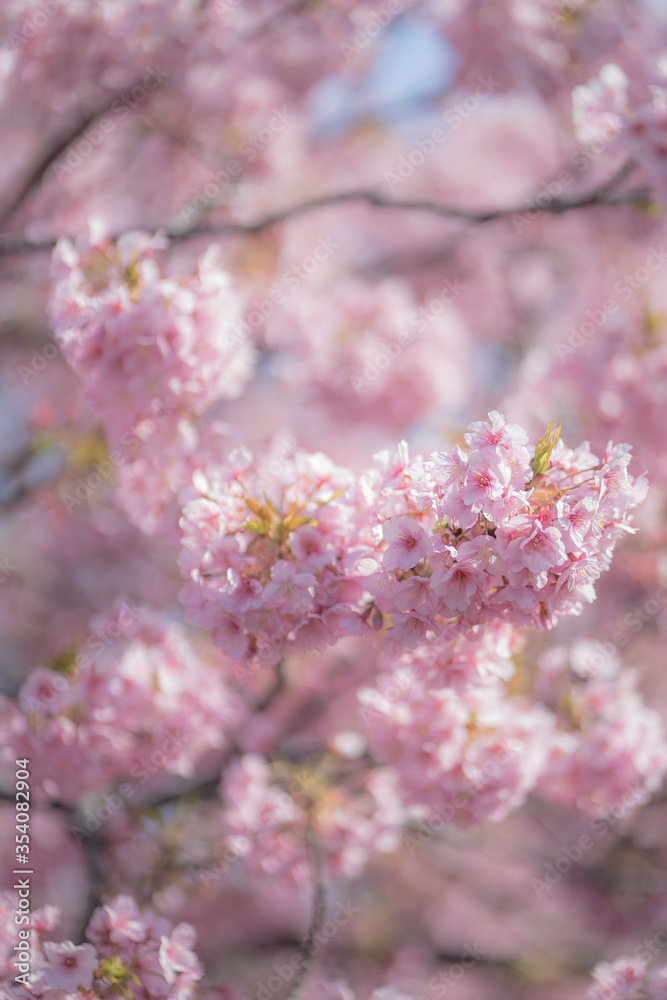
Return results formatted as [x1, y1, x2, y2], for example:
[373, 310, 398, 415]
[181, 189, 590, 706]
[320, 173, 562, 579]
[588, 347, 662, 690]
[182, 167, 646, 236]
[0, 162, 651, 258]
[284, 826, 326, 1000]
[0, 83, 152, 232]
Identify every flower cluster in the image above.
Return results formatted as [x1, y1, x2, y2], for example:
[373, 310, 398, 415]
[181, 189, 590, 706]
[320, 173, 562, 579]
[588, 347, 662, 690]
[373, 415, 647, 637]
[5, 1, 667, 995]
[511, 317, 667, 537]
[573, 62, 667, 199]
[179, 413, 647, 665]
[264, 278, 470, 431]
[49, 224, 255, 444]
[178, 438, 369, 666]
[220, 752, 403, 882]
[537, 643, 667, 816]
[112, 418, 233, 539]
[0, 605, 243, 804]
[358, 633, 551, 825]
[586, 955, 667, 1000]
[0, 892, 203, 1000]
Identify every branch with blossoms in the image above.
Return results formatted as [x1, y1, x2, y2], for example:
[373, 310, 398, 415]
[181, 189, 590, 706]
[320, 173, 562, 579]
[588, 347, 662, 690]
[177, 415, 647, 666]
[6, 5, 667, 1000]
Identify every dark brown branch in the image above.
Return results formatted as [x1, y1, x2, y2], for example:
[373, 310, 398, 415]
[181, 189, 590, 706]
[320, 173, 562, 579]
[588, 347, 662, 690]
[284, 827, 326, 1000]
[253, 659, 286, 713]
[0, 162, 650, 258]
[182, 167, 645, 236]
[0, 86, 147, 231]
[78, 830, 106, 936]
[0, 0, 314, 238]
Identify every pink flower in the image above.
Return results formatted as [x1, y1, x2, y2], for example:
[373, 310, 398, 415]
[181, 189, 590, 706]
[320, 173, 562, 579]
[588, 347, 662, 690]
[262, 561, 316, 613]
[572, 63, 628, 145]
[464, 410, 529, 455]
[426, 445, 468, 499]
[18, 668, 69, 717]
[382, 516, 432, 572]
[158, 923, 203, 986]
[87, 895, 146, 947]
[386, 612, 430, 650]
[218, 569, 264, 613]
[498, 518, 567, 574]
[49, 233, 255, 446]
[460, 458, 509, 511]
[431, 557, 484, 612]
[221, 755, 306, 878]
[588, 957, 646, 1000]
[29, 905, 60, 932]
[556, 495, 599, 550]
[367, 570, 401, 612]
[42, 941, 99, 991]
[290, 524, 335, 569]
[554, 554, 603, 605]
[289, 614, 330, 653]
[211, 613, 249, 659]
[392, 575, 438, 616]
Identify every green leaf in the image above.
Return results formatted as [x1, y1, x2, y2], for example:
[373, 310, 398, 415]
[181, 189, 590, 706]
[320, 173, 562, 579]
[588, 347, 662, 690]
[96, 957, 137, 1000]
[531, 420, 562, 478]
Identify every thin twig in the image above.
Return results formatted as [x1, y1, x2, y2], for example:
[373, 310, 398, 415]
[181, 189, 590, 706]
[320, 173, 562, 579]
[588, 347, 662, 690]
[0, 163, 651, 258]
[0, 82, 152, 231]
[252, 659, 287, 713]
[78, 831, 106, 936]
[284, 826, 326, 1000]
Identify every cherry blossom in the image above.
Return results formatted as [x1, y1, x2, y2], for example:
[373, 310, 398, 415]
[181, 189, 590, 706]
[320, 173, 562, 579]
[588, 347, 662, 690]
[2, 4, 667, 999]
